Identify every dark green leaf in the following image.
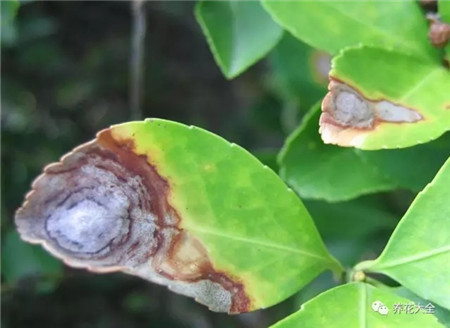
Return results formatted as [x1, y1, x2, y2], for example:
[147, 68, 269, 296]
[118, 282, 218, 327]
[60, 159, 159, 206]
[195, 0, 283, 78]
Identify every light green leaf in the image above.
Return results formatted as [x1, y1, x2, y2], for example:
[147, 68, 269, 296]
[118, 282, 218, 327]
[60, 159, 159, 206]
[261, 0, 437, 61]
[389, 287, 450, 326]
[279, 103, 448, 201]
[195, 0, 283, 79]
[439, 0, 450, 22]
[320, 46, 450, 149]
[438, 0, 450, 64]
[111, 119, 341, 311]
[356, 159, 450, 309]
[15, 119, 341, 313]
[271, 283, 443, 328]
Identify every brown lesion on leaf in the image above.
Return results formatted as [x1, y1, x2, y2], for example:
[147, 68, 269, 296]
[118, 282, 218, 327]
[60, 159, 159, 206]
[319, 79, 423, 147]
[426, 13, 450, 48]
[15, 128, 251, 313]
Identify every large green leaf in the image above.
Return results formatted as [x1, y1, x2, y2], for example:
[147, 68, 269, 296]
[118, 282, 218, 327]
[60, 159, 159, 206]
[271, 283, 443, 328]
[356, 159, 450, 309]
[320, 46, 450, 149]
[15, 118, 341, 313]
[195, 0, 283, 79]
[112, 119, 341, 310]
[279, 103, 448, 201]
[389, 287, 450, 326]
[261, 0, 437, 61]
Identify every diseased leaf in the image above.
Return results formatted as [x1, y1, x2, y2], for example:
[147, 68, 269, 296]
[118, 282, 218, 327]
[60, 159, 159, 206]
[279, 103, 448, 201]
[271, 283, 443, 328]
[195, 0, 283, 79]
[261, 0, 437, 61]
[356, 159, 450, 309]
[15, 118, 341, 313]
[320, 46, 450, 149]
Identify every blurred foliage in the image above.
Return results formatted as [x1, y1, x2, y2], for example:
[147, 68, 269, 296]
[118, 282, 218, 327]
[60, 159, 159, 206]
[1, 1, 445, 328]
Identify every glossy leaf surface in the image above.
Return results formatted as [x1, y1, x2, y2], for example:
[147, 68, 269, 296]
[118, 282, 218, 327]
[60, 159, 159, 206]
[15, 119, 341, 313]
[279, 103, 448, 201]
[271, 283, 443, 328]
[262, 0, 436, 60]
[111, 119, 341, 310]
[321, 46, 450, 149]
[357, 159, 450, 309]
[195, 0, 282, 78]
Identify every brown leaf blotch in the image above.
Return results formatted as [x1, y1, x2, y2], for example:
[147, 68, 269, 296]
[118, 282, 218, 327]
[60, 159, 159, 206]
[15, 128, 251, 313]
[320, 79, 423, 147]
[427, 13, 450, 48]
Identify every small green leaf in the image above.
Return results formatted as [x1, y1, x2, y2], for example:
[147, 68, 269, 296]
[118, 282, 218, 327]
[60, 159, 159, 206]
[261, 0, 437, 61]
[320, 46, 450, 149]
[269, 34, 328, 112]
[195, 0, 283, 79]
[279, 103, 395, 201]
[271, 283, 443, 328]
[1, 229, 62, 284]
[356, 159, 450, 309]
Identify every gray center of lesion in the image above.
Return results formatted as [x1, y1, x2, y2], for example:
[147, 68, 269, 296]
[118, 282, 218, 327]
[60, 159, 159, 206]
[46, 186, 130, 254]
[334, 90, 374, 128]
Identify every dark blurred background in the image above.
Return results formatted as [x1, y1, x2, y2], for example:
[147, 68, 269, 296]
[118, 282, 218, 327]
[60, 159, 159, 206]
[1, 1, 406, 327]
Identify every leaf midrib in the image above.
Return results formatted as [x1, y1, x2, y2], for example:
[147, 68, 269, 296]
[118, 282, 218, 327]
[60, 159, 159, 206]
[374, 245, 450, 270]
[188, 226, 330, 262]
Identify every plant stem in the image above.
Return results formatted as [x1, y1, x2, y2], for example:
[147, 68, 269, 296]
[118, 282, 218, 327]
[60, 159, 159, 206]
[130, 0, 146, 120]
